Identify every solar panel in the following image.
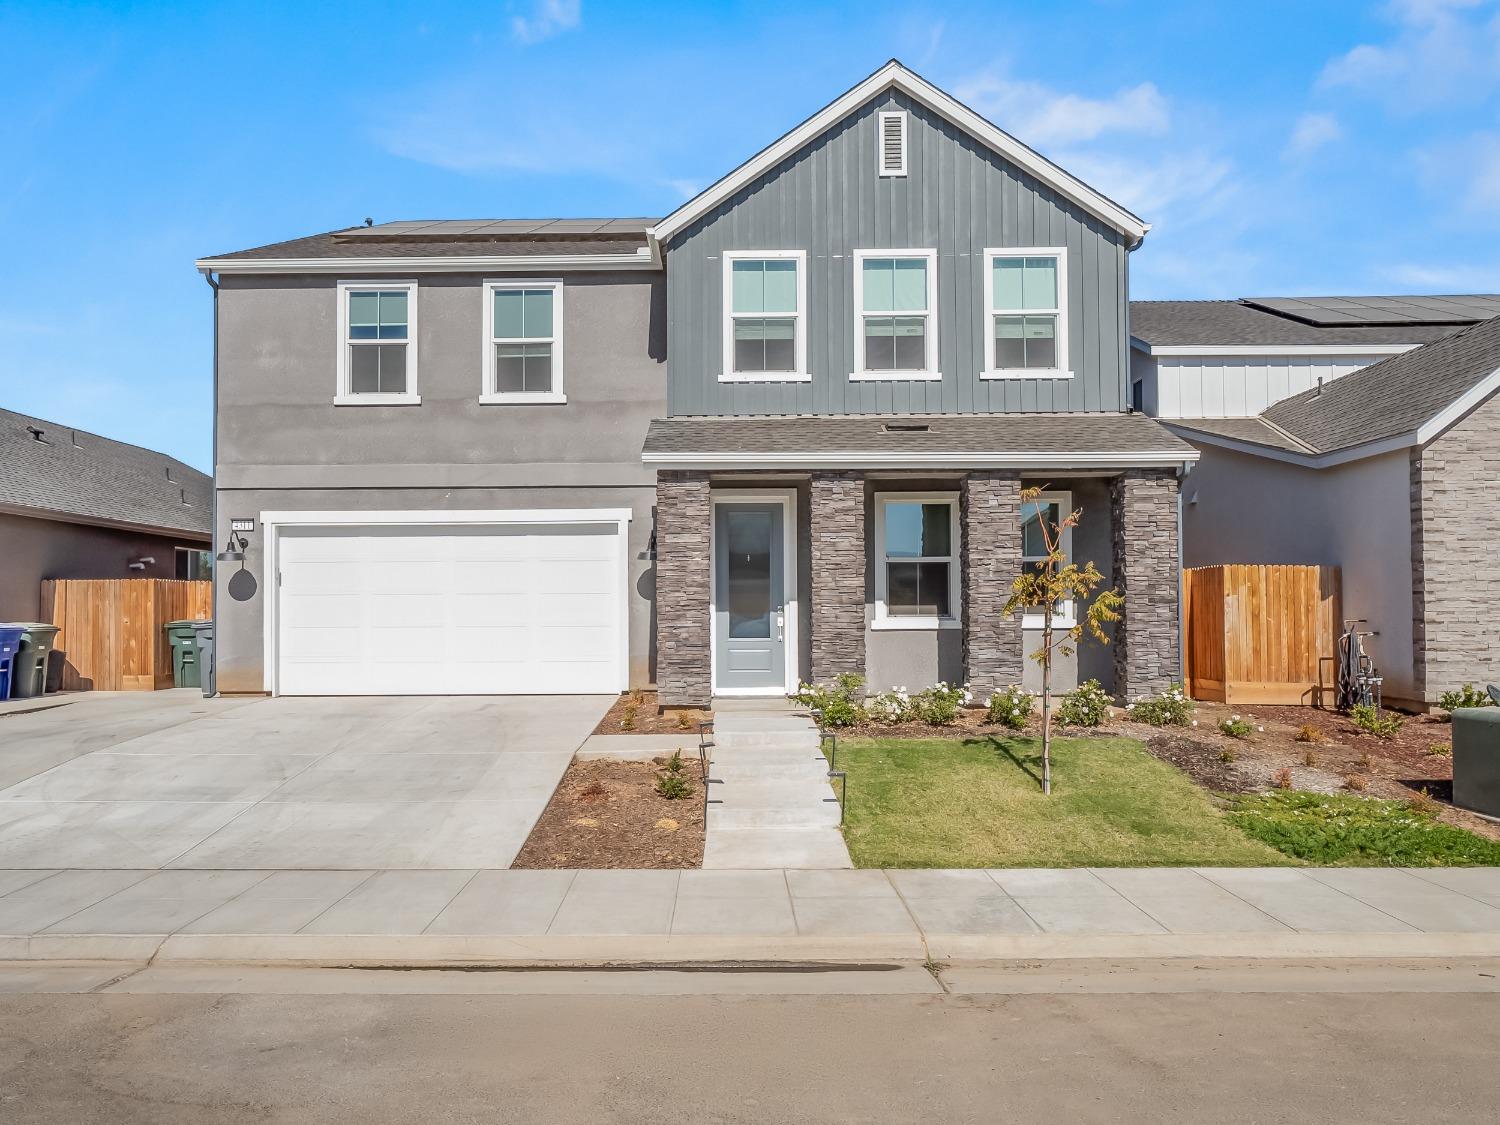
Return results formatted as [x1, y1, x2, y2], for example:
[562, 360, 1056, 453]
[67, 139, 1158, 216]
[1243, 294, 1500, 327]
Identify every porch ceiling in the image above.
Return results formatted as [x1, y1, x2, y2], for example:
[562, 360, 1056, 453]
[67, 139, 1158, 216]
[642, 413, 1198, 471]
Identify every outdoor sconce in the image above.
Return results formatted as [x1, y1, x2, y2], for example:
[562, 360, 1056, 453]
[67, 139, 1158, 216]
[216, 530, 249, 564]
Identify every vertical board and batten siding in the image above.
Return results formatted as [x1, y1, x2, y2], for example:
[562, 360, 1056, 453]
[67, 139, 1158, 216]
[1151, 354, 1395, 418]
[664, 89, 1131, 417]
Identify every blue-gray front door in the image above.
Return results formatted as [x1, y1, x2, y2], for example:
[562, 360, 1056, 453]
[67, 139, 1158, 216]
[714, 501, 786, 692]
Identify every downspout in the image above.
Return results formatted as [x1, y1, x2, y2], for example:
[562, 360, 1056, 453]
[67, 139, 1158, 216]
[1177, 458, 1193, 687]
[199, 267, 220, 688]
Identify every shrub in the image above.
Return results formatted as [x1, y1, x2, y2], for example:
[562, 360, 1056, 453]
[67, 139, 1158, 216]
[1350, 703, 1403, 739]
[1294, 725, 1326, 744]
[794, 674, 867, 727]
[1219, 715, 1253, 739]
[1427, 743, 1453, 757]
[866, 688, 914, 725]
[1126, 684, 1194, 727]
[986, 685, 1033, 730]
[911, 682, 971, 726]
[1438, 684, 1494, 715]
[655, 771, 692, 800]
[1218, 748, 1237, 763]
[1344, 773, 1368, 792]
[1272, 767, 1293, 790]
[1056, 679, 1110, 728]
[1227, 790, 1500, 865]
[1408, 788, 1442, 817]
[1302, 749, 1319, 768]
[663, 750, 686, 774]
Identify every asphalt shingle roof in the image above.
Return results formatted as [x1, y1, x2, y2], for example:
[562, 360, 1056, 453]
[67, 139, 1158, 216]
[643, 412, 1195, 460]
[1130, 299, 1473, 348]
[203, 220, 655, 262]
[1162, 416, 1315, 455]
[0, 408, 211, 538]
[1261, 315, 1500, 454]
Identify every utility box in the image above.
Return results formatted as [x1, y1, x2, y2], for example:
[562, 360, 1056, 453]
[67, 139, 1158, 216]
[1452, 707, 1500, 819]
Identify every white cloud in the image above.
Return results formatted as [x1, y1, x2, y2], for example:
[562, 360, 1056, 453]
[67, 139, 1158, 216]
[953, 70, 1169, 148]
[1416, 127, 1500, 213]
[1284, 112, 1342, 158]
[1319, 0, 1500, 109]
[1381, 260, 1500, 288]
[511, 0, 581, 45]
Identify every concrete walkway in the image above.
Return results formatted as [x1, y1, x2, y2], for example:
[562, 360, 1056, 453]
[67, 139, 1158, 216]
[702, 710, 852, 869]
[4, 865, 1500, 964]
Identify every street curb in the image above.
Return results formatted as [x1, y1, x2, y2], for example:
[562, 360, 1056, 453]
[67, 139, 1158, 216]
[7, 930, 1500, 965]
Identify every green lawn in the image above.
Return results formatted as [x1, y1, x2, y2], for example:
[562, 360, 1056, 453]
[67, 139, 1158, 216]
[837, 735, 1290, 869]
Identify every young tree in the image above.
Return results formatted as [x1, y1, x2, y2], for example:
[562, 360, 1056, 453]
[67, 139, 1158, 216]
[1002, 486, 1123, 795]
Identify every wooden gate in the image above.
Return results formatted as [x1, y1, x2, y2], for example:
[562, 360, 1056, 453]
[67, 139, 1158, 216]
[39, 579, 211, 691]
[1184, 565, 1341, 706]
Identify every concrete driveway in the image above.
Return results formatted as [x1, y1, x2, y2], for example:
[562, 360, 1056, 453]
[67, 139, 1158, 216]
[0, 692, 610, 870]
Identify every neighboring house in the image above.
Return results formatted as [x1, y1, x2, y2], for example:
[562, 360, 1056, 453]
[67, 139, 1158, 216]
[197, 60, 1197, 705]
[1155, 316, 1500, 709]
[0, 408, 212, 620]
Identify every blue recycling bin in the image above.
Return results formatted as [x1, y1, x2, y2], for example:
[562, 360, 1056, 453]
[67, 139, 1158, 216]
[0, 625, 24, 700]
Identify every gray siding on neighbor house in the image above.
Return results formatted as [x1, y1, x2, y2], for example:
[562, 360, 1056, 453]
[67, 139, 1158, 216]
[665, 88, 1131, 418]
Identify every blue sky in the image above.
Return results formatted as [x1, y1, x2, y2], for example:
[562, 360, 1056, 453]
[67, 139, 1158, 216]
[5, 0, 1500, 471]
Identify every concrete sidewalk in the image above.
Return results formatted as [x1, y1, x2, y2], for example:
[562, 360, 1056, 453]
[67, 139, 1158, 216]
[3, 865, 1500, 964]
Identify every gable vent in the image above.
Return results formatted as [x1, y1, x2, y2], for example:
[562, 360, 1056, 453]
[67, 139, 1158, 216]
[878, 111, 907, 177]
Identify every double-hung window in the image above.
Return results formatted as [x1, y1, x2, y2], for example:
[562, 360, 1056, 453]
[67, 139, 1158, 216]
[722, 251, 807, 381]
[483, 279, 564, 403]
[336, 280, 419, 404]
[853, 250, 938, 380]
[873, 493, 960, 629]
[1020, 490, 1075, 627]
[982, 248, 1070, 379]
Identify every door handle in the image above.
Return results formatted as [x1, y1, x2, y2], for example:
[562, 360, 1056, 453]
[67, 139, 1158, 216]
[776, 612, 785, 641]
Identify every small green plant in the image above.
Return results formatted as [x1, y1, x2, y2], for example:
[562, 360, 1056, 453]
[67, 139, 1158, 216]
[1408, 787, 1442, 817]
[1219, 715, 1253, 739]
[1227, 789, 1500, 865]
[1218, 748, 1237, 763]
[1126, 684, 1194, 727]
[1294, 724, 1326, 744]
[910, 682, 971, 726]
[654, 771, 692, 800]
[1344, 773, 1368, 792]
[986, 685, 1034, 730]
[1439, 684, 1494, 715]
[1427, 743, 1453, 757]
[1056, 679, 1110, 728]
[1350, 703, 1404, 739]
[663, 750, 686, 774]
[793, 673, 867, 727]
[674, 709, 696, 731]
[866, 688, 913, 725]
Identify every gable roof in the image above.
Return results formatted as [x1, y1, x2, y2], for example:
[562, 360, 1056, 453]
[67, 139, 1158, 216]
[648, 60, 1149, 247]
[1130, 297, 1493, 352]
[1261, 314, 1500, 457]
[0, 408, 211, 539]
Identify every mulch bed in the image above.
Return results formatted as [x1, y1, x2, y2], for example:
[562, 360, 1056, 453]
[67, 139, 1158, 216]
[510, 758, 705, 869]
[592, 691, 712, 736]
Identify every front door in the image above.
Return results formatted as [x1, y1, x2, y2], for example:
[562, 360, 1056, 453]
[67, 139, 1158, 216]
[713, 501, 786, 693]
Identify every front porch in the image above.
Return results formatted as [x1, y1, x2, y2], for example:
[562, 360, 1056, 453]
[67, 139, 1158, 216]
[650, 442, 1188, 709]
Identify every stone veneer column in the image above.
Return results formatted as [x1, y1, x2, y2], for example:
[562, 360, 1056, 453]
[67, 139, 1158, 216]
[961, 471, 1024, 700]
[809, 471, 866, 685]
[655, 471, 712, 708]
[1110, 469, 1182, 701]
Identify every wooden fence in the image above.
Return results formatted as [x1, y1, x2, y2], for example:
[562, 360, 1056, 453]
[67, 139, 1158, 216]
[1184, 565, 1341, 707]
[39, 579, 211, 692]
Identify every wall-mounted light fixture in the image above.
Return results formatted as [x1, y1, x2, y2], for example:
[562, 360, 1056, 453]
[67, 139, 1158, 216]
[216, 530, 249, 563]
[127, 556, 156, 570]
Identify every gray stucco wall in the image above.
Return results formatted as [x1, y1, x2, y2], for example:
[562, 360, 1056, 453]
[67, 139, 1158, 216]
[1180, 443, 1416, 705]
[1412, 391, 1500, 703]
[664, 88, 1131, 417]
[214, 270, 667, 692]
[0, 511, 204, 621]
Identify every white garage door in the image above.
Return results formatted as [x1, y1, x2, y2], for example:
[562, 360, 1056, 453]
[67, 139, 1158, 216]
[273, 518, 626, 696]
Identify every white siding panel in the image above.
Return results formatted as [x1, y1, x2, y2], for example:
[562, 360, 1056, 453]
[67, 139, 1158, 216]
[1150, 354, 1399, 417]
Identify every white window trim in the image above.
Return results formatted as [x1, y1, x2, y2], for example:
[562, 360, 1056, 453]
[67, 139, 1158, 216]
[481, 278, 566, 405]
[878, 110, 908, 177]
[1021, 489, 1076, 629]
[980, 247, 1072, 381]
[872, 491, 961, 631]
[720, 250, 810, 383]
[334, 279, 421, 405]
[850, 248, 941, 381]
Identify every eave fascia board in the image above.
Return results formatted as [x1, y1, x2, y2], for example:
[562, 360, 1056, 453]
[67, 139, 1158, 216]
[640, 449, 1198, 470]
[194, 249, 662, 275]
[1138, 342, 1421, 358]
[1414, 365, 1500, 446]
[647, 62, 1149, 247]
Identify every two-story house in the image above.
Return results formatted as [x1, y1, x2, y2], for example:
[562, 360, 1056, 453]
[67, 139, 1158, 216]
[198, 60, 1198, 707]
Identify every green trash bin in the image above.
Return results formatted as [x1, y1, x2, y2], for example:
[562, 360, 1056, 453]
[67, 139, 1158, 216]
[165, 620, 202, 689]
[6, 623, 60, 699]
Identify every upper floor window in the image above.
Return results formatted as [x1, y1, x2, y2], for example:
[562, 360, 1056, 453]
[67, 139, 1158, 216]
[982, 248, 1071, 380]
[853, 250, 938, 380]
[483, 279, 565, 404]
[335, 280, 419, 405]
[722, 251, 808, 382]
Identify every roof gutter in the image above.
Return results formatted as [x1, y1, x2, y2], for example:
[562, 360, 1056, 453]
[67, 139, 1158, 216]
[193, 246, 662, 275]
[641, 449, 1199, 471]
